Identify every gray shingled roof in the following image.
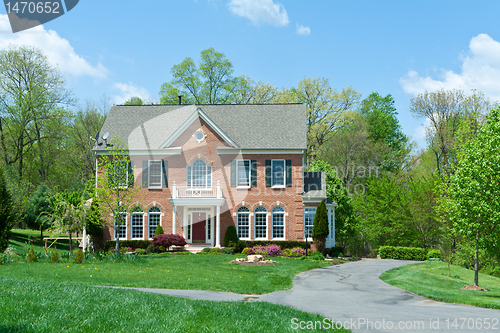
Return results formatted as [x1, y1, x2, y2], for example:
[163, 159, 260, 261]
[96, 104, 307, 150]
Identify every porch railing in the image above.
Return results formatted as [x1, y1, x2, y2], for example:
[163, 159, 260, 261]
[172, 181, 222, 199]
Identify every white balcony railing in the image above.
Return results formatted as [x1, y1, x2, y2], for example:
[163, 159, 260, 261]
[172, 181, 222, 199]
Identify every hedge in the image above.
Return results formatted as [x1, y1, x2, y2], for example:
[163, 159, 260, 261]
[378, 246, 438, 261]
[239, 240, 311, 250]
[105, 240, 151, 252]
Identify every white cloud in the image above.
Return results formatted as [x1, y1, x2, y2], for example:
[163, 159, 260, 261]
[400, 34, 500, 102]
[0, 14, 109, 79]
[228, 0, 289, 26]
[112, 82, 153, 104]
[296, 23, 310, 36]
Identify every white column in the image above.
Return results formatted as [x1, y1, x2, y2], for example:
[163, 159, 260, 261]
[216, 205, 221, 247]
[172, 205, 177, 235]
[82, 227, 87, 253]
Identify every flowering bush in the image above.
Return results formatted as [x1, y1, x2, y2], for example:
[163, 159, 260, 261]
[265, 244, 281, 256]
[242, 247, 253, 255]
[251, 245, 266, 255]
[150, 234, 187, 251]
[119, 247, 133, 254]
[289, 247, 306, 257]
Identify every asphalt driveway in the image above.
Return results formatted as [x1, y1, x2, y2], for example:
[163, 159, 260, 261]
[124, 259, 500, 332]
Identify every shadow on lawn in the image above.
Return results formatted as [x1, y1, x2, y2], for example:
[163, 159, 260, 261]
[0, 324, 30, 332]
[9, 231, 73, 253]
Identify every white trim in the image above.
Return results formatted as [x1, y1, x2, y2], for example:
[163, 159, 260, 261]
[160, 108, 238, 149]
[148, 160, 162, 189]
[236, 159, 251, 187]
[271, 159, 286, 188]
[236, 208, 251, 240]
[217, 148, 305, 155]
[271, 207, 286, 240]
[113, 213, 128, 240]
[147, 208, 162, 240]
[131, 212, 144, 240]
[184, 206, 215, 244]
[303, 207, 316, 241]
[253, 210, 268, 240]
[94, 147, 182, 155]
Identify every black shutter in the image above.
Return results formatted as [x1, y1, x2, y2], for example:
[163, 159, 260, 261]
[142, 161, 148, 188]
[162, 160, 168, 188]
[128, 161, 134, 187]
[286, 160, 292, 187]
[265, 160, 271, 187]
[230, 160, 236, 187]
[108, 163, 115, 187]
[251, 160, 257, 187]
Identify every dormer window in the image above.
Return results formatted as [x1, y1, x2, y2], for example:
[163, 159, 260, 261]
[187, 159, 212, 187]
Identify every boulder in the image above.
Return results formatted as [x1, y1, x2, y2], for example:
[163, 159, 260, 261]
[247, 254, 264, 262]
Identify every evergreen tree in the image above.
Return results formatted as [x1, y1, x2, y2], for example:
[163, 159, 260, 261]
[24, 183, 52, 239]
[154, 224, 164, 237]
[311, 200, 329, 253]
[0, 168, 13, 252]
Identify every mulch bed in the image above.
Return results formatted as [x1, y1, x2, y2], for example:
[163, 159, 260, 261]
[461, 284, 490, 291]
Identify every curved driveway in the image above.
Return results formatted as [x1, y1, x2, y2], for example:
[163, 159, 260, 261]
[125, 259, 500, 332]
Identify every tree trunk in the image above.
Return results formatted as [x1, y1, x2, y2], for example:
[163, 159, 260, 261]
[69, 233, 73, 254]
[474, 240, 479, 286]
[40, 228, 44, 241]
[115, 237, 120, 255]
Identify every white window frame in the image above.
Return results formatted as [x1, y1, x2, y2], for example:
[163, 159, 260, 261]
[131, 211, 144, 240]
[148, 160, 162, 189]
[236, 207, 251, 240]
[271, 206, 286, 240]
[148, 207, 161, 239]
[254, 207, 268, 240]
[236, 160, 251, 188]
[271, 159, 286, 188]
[114, 212, 127, 240]
[304, 207, 316, 241]
[187, 159, 212, 187]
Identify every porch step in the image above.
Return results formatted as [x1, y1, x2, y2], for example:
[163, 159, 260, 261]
[185, 244, 212, 253]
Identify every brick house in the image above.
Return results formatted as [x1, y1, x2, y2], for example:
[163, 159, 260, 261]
[94, 104, 336, 249]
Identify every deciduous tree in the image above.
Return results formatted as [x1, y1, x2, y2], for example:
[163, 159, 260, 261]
[0, 167, 13, 252]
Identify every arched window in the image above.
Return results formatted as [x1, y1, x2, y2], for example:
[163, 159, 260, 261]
[131, 206, 144, 239]
[272, 206, 285, 239]
[114, 206, 127, 240]
[148, 206, 161, 239]
[236, 206, 250, 239]
[187, 159, 212, 187]
[254, 206, 267, 239]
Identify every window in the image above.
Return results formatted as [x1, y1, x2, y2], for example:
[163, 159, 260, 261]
[187, 159, 212, 187]
[131, 207, 144, 239]
[254, 206, 267, 239]
[112, 160, 129, 188]
[304, 207, 316, 239]
[194, 131, 205, 141]
[114, 207, 127, 239]
[271, 160, 285, 187]
[148, 207, 161, 239]
[236, 160, 251, 187]
[237, 206, 250, 239]
[272, 206, 285, 239]
[149, 161, 162, 187]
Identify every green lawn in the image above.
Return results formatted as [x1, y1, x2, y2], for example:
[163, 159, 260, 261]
[0, 277, 349, 333]
[0, 254, 331, 295]
[8, 229, 74, 256]
[380, 261, 500, 309]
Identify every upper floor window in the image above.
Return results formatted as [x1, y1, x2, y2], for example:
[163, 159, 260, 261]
[237, 160, 251, 187]
[110, 160, 132, 188]
[187, 159, 212, 187]
[272, 160, 285, 187]
[148, 161, 162, 188]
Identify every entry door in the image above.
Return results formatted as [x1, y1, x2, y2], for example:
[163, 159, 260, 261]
[192, 212, 206, 243]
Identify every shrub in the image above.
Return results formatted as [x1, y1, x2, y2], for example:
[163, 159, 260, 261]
[427, 249, 441, 260]
[265, 244, 281, 256]
[135, 249, 146, 255]
[150, 234, 187, 251]
[290, 247, 306, 257]
[251, 245, 266, 255]
[209, 247, 223, 254]
[175, 251, 192, 255]
[26, 248, 38, 262]
[146, 244, 160, 254]
[240, 240, 308, 250]
[241, 247, 253, 255]
[379, 246, 427, 261]
[310, 251, 325, 261]
[281, 248, 290, 256]
[50, 248, 60, 263]
[201, 247, 211, 253]
[73, 250, 84, 264]
[154, 224, 164, 237]
[104, 240, 152, 252]
[312, 200, 329, 253]
[120, 247, 133, 254]
[221, 247, 234, 255]
[223, 225, 239, 247]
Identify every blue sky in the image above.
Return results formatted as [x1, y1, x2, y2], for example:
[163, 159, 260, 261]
[1, 0, 500, 149]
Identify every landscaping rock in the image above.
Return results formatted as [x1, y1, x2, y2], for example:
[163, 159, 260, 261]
[247, 255, 264, 262]
[461, 284, 490, 291]
[235, 258, 246, 262]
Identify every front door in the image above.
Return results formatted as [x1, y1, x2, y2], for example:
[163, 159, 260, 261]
[192, 212, 206, 243]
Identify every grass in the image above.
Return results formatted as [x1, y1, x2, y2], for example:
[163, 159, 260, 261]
[0, 254, 332, 294]
[380, 261, 500, 309]
[0, 277, 350, 333]
[8, 229, 74, 256]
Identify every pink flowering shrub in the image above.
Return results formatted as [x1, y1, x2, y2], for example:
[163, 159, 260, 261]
[251, 245, 266, 255]
[242, 247, 253, 255]
[289, 247, 306, 257]
[265, 244, 282, 256]
[150, 234, 187, 251]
